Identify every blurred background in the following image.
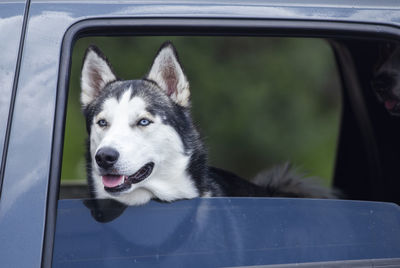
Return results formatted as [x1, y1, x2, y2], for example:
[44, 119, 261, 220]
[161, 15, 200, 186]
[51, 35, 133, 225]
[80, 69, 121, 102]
[61, 36, 341, 187]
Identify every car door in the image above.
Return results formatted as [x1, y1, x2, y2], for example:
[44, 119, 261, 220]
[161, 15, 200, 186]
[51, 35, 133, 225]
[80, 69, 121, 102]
[0, 0, 26, 193]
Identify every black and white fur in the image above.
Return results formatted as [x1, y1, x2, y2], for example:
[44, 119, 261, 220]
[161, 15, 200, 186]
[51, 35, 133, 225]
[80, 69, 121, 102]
[80, 42, 336, 206]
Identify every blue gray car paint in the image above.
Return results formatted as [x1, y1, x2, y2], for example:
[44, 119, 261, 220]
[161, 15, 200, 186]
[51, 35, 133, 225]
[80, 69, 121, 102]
[1, 0, 400, 267]
[0, 1, 25, 185]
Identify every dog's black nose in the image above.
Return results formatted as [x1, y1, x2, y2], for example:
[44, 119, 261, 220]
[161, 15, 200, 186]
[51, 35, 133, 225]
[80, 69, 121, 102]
[95, 147, 119, 169]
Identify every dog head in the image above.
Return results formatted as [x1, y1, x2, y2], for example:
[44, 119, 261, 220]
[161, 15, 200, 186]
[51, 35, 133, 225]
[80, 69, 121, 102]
[372, 43, 400, 115]
[80, 42, 201, 205]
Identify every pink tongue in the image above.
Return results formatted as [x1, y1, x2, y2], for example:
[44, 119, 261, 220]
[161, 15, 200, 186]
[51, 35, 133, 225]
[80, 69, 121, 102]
[102, 175, 124, 188]
[385, 100, 397, 110]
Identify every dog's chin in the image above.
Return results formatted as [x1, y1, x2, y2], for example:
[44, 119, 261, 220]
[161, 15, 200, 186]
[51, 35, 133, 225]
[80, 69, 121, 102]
[101, 162, 154, 195]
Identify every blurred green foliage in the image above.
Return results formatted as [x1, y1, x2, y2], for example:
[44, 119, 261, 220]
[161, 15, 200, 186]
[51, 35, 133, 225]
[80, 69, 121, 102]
[61, 36, 340, 186]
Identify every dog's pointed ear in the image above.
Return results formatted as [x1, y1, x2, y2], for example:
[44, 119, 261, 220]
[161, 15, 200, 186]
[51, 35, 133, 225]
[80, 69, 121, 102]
[146, 42, 190, 107]
[80, 45, 117, 108]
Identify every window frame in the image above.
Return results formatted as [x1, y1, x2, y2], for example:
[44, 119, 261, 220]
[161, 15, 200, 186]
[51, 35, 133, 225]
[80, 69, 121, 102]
[45, 17, 400, 267]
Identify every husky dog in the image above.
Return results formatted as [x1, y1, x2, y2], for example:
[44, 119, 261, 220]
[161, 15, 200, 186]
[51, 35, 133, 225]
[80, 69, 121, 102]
[372, 43, 400, 115]
[80, 41, 335, 206]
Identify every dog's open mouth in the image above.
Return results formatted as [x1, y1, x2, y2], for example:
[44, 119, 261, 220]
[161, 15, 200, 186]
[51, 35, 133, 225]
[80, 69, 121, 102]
[384, 99, 400, 114]
[102, 162, 154, 193]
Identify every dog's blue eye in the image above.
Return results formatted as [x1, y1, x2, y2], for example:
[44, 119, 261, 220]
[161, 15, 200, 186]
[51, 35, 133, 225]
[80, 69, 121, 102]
[138, 118, 151, 126]
[97, 119, 108, 127]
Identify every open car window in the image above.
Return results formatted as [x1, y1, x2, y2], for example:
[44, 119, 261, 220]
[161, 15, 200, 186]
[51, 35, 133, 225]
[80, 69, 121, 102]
[54, 31, 400, 267]
[60, 36, 341, 199]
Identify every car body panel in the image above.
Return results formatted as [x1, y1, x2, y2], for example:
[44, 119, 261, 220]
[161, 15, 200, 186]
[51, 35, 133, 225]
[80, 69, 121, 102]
[1, 0, 400, 267]
[0, 0, 25, 181]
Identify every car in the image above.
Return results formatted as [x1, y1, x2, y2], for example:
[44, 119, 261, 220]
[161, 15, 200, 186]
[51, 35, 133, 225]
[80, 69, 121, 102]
[1, 0, 400, 267]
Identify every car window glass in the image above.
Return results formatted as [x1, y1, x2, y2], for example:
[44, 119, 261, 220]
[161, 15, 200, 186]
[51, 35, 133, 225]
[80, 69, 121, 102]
[53, 198, 400, 267]
[60, 36, 341, 199]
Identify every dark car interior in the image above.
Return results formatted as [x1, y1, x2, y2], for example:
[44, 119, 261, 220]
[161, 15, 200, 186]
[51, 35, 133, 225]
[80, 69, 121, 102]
[333, 39, 400, 204]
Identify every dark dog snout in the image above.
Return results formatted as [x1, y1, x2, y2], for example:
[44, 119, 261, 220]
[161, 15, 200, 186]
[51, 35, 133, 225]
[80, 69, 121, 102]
[95, 147, 119, 169]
